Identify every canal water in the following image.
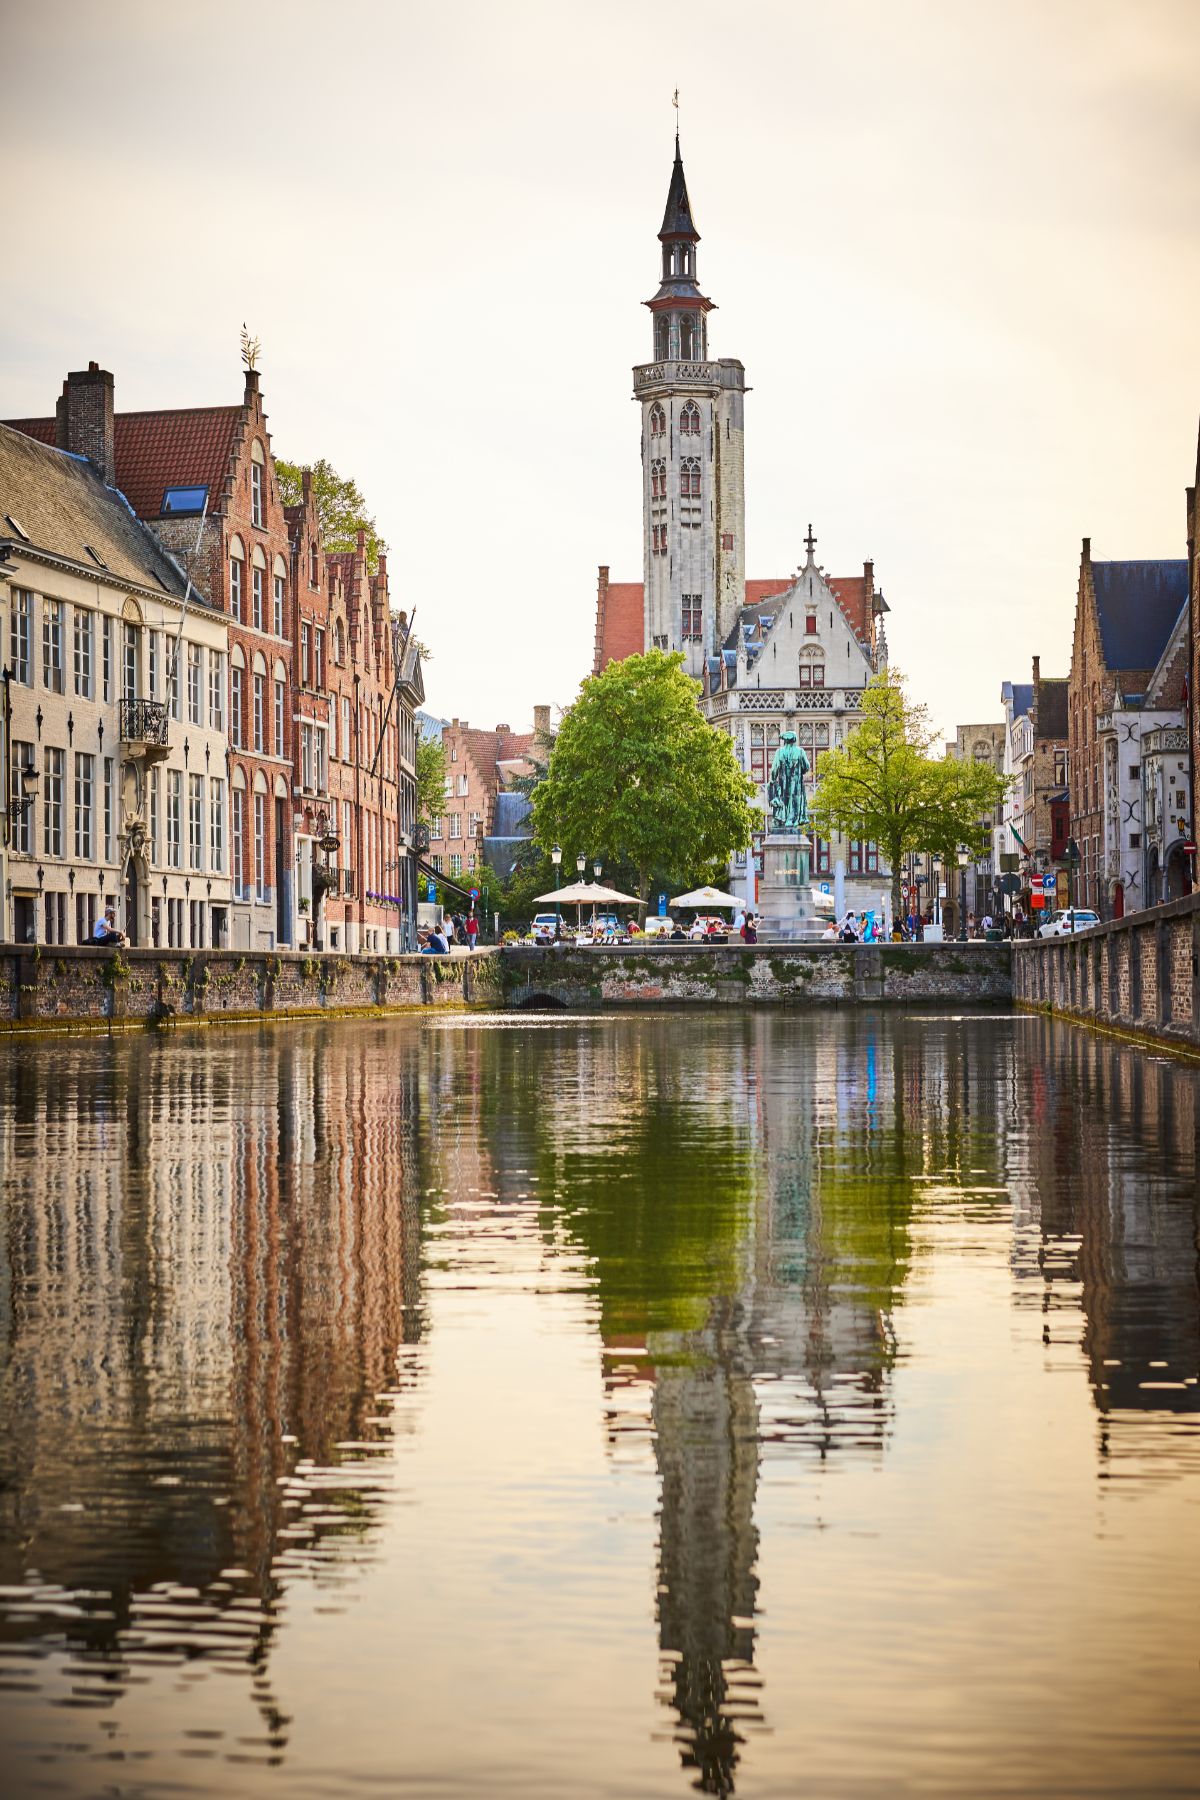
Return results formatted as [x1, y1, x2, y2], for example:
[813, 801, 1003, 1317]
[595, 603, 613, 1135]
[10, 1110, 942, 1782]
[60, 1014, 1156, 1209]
[0, 1011, 1198, 1798]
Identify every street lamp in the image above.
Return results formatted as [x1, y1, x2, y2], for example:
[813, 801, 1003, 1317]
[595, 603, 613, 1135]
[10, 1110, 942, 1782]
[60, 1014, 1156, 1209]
[13, 762, 38, 816]
[932, 853, 943, 930]
[551, 844, 562, 930]
[576, 852, 586, 878]
[593, 859, 602, 881]
[957, 847, 969, 941]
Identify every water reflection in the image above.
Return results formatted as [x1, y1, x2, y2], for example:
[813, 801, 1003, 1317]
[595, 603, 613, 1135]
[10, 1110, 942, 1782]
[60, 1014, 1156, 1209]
[0, 1011, 1198, 1796]
[0, 1030, 426, 1757]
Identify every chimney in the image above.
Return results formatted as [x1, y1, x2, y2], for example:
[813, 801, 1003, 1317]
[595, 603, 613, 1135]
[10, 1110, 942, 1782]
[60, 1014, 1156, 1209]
[533, 704, 551, 737]
[496, 723, 510, 735]
[55, 362, 115, 486]
[1032, 654, 1041, 689]
[1081, 536, 1091, 561]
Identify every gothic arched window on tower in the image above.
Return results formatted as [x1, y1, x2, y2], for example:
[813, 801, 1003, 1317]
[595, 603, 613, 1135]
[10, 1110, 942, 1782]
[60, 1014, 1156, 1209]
[655, 317, 669, 361]
[680, 457, 701, 499]
[650, 458, 666, 500]
[649, 403, 665, 439]
[679, 314, 695, 360]
[681, 595, 703, 641]
[680, 401, 701, 436]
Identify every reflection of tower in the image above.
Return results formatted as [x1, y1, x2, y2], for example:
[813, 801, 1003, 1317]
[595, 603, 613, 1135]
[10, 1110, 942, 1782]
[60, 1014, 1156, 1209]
[652, 1299, 762, 1797]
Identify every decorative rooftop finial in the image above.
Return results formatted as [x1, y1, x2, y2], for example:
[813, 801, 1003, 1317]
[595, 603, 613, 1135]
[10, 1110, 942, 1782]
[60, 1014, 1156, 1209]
[804, 523, 817, 558]
[240, 322, 261, 371]
[672, 85, 680, 152]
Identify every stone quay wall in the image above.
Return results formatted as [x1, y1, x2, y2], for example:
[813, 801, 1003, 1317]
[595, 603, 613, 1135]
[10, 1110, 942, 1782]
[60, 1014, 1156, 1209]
[0, 946, 504, 1032]
[501, 942, 1012, 1008]
[1013, 892, 1200, 1050]
[0, 942, 1014, 1033]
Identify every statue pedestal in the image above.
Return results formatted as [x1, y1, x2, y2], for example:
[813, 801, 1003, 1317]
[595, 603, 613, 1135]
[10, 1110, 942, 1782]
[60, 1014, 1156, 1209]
[758, 833, 824, 941]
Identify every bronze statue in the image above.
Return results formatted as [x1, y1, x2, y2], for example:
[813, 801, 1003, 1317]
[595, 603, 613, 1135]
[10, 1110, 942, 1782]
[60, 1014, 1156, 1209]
[766, 730, 809, 832]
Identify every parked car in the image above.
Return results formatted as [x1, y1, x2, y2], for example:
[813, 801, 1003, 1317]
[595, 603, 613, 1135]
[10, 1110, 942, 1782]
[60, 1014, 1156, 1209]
[1038, 908, 1101, 937]
[643, 915, 675, 938]
[530, 912, 561, 942]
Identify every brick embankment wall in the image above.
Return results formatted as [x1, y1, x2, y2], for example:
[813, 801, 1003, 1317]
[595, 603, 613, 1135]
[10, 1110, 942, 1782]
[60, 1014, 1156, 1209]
[1013, 893, 1200, 1050]
[0, 946, 503, 1033]
[501, 942, 1012, 1008]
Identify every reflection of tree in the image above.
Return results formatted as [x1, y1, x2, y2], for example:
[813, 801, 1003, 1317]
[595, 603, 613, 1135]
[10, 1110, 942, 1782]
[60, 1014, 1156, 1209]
[515, 1015, 932, 1795]
[0, 1026, 428, 1739]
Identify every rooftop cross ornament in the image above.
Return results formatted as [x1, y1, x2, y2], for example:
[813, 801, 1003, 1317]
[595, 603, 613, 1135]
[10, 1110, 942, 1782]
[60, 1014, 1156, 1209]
[804, 523, 817, 556]
[240, 323, 261, 371]
[767, 730, 810, 832]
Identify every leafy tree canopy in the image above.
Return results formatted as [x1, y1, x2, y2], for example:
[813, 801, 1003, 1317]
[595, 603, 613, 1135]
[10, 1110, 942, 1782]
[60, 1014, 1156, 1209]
[810, 667, 1008, 917]
[416, 735, 446, 824]
[275, 457, 385, 573]
[531, 650, 759, 908]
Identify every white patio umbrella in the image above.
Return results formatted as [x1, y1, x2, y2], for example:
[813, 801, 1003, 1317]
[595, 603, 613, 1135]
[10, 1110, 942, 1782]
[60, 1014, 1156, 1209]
[533, 880, 641, 933]
[670, 884, 743, 909]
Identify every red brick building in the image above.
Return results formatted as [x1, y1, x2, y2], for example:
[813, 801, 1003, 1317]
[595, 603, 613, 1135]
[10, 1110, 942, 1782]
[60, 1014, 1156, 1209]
[429, 715, 546, 884]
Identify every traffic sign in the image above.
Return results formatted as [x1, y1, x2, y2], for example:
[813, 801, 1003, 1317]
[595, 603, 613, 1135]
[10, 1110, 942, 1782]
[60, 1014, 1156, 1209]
[1030, 873, 1043, 889]
[1042, 872, 1057, 892]
[470, 887, 480, 900]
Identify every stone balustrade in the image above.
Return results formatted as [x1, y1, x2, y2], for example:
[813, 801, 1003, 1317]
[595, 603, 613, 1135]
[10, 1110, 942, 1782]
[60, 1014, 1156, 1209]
[1014, 892, 1200, 1049]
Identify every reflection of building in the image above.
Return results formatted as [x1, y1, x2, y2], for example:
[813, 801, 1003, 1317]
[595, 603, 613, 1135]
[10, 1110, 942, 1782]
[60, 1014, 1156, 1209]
[1012, 1017, 1200, 1471]
[0, 1027, 426, 1712]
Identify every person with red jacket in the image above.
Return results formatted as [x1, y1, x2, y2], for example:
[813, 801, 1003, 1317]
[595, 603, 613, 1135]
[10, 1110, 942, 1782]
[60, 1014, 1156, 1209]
[465, 911, 480, 952]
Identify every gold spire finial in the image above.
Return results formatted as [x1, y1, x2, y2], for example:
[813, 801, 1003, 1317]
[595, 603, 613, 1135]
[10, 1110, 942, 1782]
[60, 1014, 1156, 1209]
[240, 323, 261, 371]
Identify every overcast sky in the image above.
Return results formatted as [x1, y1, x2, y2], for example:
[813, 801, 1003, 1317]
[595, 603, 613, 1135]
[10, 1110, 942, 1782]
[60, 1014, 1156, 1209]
[5, 0, 1198, 736]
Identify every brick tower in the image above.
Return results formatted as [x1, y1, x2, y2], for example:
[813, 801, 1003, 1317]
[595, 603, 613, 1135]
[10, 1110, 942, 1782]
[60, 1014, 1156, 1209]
[635, 133, 746, 676]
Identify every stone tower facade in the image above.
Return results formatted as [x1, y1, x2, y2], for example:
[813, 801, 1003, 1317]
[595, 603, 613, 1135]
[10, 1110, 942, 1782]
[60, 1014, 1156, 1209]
[635, 136, 746, 678]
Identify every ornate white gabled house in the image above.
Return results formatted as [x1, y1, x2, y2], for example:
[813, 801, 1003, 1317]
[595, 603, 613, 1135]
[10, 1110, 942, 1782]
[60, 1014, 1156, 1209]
[594, 133, 894, 914]
[701, 534, 890, 910]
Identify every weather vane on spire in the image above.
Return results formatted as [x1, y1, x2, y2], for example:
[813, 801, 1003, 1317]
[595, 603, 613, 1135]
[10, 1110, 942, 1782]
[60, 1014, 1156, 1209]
[672, 86, 680, 146]
[240, 322, 261, 372]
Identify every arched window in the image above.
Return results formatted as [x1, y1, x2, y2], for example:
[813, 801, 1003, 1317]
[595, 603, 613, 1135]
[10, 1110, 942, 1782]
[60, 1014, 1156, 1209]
[650, 457, 667, 501]
[679, 314, 695, 360]
[654, 317, 669, 360]
[251, 543, 267, 631]
[679, 456, 701, 499]
[680, 401, 701, 436]
[272, 554, 287, 637]
[228, 534, 245, 621]
[334, 619, 345, 666]
[250, 440, 266, 528]
[649, 404, 665, 439]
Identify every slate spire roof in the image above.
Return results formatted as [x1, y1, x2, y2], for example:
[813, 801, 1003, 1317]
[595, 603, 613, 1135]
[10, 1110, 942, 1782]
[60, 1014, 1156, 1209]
[660, 133, 699, 241]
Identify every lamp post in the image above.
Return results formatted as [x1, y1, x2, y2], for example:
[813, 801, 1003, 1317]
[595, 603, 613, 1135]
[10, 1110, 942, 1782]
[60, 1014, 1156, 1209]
[551, 843, 562, 931]
[957, 847, 969, 942]
[932, 853, 943, 931]
[312, 809, 340, 951]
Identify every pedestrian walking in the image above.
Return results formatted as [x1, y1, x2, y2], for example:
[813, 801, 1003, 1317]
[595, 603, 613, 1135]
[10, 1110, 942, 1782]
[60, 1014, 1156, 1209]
[466, 911, 480, 952]
[740, 913, 758, 944]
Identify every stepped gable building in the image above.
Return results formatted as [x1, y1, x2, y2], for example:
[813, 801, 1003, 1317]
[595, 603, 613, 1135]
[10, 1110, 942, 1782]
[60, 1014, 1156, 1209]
[0, 418, 232, 948]
[8, 361, 296, 950]
[996, 659, 1072, 911]
[1067, 539, 1190, 914]
[286, 481, 422, 953]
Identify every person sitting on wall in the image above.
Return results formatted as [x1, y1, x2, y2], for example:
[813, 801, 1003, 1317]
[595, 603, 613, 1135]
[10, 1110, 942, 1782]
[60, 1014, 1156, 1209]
[740, 913, 758, 944]
[839, 913, 859, 943]
[93, 909, 125, 947]
[422, 923, 450, 955]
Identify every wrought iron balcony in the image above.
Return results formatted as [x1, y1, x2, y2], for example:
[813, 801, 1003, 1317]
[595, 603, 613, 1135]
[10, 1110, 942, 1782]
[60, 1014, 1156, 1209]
[119, 698, 170, 757]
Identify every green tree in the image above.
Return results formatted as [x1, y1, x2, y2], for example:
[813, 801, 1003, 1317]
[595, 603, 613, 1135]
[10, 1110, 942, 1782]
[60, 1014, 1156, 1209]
[809, 668, 1008, 920]
[416, 735, 446, 825]
[531, 650, 759, 911]
[275, 457, 385, 572]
